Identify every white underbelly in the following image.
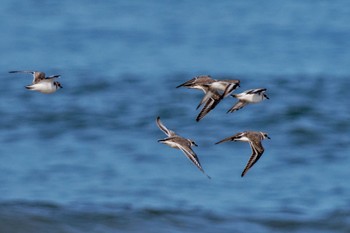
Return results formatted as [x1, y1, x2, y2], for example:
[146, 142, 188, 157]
[241, 94, 262, 103]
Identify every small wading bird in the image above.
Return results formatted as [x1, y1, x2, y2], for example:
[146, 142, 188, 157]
[227, 88, 268, 113]
[215, 131, 270, 177]
[9, 70, 62, 94]
[177, 75, 240, 121]
[156, 116, 211, 179]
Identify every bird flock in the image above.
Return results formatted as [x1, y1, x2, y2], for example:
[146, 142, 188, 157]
[157, 75, 270, 178]
[7, 70, 270, 178]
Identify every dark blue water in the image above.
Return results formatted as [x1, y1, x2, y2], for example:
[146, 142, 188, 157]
[1, 1, 350, 232]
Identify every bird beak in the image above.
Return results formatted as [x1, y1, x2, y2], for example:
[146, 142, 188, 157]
[267, 136, 271, 139]
[264, 94, 269, 99]
[193, 142, 198, 147]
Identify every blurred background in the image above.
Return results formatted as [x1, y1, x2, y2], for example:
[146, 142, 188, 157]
[0, 0, 349, 232]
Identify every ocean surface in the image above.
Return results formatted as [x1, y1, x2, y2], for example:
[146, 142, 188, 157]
[1, 0, 350, 232]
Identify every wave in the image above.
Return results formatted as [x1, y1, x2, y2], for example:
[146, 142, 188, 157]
[1, 201, 350, 233]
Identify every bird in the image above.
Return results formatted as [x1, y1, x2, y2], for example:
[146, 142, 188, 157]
[9, 70, 62, 94]
[156, 116, 211, 179]
[177, 75, 240, 121]
[215, 131, 270, 177]
[227, 88, 268, 113]
[177, 76, 240, 107]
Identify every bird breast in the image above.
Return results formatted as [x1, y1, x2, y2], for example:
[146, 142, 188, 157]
[241, 93, 264, 103]
[163, 140, 180, 149]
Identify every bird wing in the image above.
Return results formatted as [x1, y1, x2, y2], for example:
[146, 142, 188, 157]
[45, 75, 61, 79]
[176, 77, 197, 88]
[215, 131, 245, 144]
[176, 76, 213, 88]
[227, 100, 248, 113]
[241, 141, 264, 177]
[221, 82, 240, 98]
[215, 135, 234, 144]
[196, 92, 222, 122]
[196, 89, 214, 110]
[9, 70, 43, 84]
[178, 144, 211, 179]
[156, 117, 175, 137]
[246, 88, 266, 95]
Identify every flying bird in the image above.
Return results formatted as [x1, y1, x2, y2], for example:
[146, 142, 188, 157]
[215, 131, 270, 177]
[9, 70, 62, 94]
[227, 88, 268, 113]
[177, 75, 240, 121]
[156, 116, 211, 179]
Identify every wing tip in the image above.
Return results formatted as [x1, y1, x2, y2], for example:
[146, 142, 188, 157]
[241, 168, 249, 177]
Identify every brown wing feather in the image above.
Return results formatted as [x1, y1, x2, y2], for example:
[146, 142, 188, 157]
[241, 141, 264, 177]
[156, 117, 175, 137]
[178, 145, 211, 179]
[227, 100, 248, 113]
[196, 92, 222, 121]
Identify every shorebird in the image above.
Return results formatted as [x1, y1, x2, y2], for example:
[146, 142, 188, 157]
[177, 75, 240, 121]
[215, 131, 270, 177]
[156, 116, 211, 179]
[227, 88, 268, 113]
[9, 70, 62, 94]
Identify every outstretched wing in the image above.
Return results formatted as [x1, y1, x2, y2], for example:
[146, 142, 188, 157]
[176, 77, 197, 88]
[9, 70, 36, 75]
[215, 132, 244, 144]
[215, 135, 234, 144]
[227, 100, 248, 113]
[196, 92, 222, 122]
[241, 141, 264, 177]
[196, 89, 214, 110]
[246, 88, 267, 95]
[176, 75, 213, 88]
[178, 144, 211, 179]
[156, 116, 175, 137]
[45, 75, 61, 79]
[221, 82, 240, 98]
[9, 70, 46, 84]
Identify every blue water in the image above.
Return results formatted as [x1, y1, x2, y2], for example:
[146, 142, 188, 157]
[1, 1, 350, 232]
